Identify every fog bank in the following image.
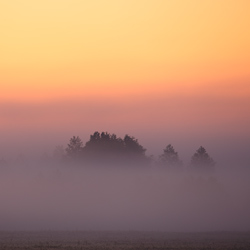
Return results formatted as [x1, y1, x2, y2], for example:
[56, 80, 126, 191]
[0, 162, 249, 232]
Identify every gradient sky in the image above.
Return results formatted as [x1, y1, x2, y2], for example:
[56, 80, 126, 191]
[1, 1, 250, 163]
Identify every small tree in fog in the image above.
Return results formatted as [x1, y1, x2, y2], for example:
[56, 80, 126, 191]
[190, 146, 215, 171]
[66, 136, 83, 158]
[159, 144, 182, 168]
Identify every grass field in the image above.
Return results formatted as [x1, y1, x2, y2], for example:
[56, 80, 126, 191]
[0, 231, 250, 250]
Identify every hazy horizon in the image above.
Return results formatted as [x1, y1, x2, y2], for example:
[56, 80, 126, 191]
[0, 161, 249, 232]
[0, 0, 249, 233]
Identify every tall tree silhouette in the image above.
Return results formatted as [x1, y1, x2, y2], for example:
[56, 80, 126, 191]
[159, 144, 182, 168]
[66, 136, 83, 158]
[190, 146, 215, 171]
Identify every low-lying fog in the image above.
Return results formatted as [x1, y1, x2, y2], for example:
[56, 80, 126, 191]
[0, 161, 249, 232]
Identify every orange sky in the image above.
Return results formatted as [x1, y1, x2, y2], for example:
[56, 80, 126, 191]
[0, 0, 250, 158]
[1, 0, 250, 100]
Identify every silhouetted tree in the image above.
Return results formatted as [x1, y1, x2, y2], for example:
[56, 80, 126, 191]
[159, 144, 182, 168]
[82, 131, 148, 165]
[90, 131, 101, 141]
[83, 131, 125, 164]
[123, 135, 146, 156]
[84, 132, 124, 153]
[66, 136, 83, 158]
[190, 146, 215, 171]
[123, 135, 148, 165]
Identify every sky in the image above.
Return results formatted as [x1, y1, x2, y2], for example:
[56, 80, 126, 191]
[0, 0, 250, 164]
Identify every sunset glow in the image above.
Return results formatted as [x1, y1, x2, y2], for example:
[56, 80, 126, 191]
[1, 1, 250, 237]
[1, 0, 250, 158]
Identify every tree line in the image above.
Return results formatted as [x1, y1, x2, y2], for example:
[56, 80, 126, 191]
[53, 131, 215, 171]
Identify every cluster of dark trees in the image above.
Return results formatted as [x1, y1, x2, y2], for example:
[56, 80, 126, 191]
[57, 131, 215, 171]
[61, 132, 147, 166]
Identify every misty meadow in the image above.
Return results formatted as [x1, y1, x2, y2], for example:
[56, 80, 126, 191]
[0, 131, 249, 232]
[0, 131, 250, 249]
[1, 0, 250, 248]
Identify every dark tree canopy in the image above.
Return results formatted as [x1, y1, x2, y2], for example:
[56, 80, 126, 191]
[83, 132, 125, 162]
[84, 132, 124, 154]
[63, 133, 216, 171]
[190, 146, 215, 171]
[65, 131, 148, 166]
[123, 135, 146, 156]
[159, 144, 182, 168]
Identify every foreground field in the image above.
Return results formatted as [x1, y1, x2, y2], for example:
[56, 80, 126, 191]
[0, 231, 250, 250]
